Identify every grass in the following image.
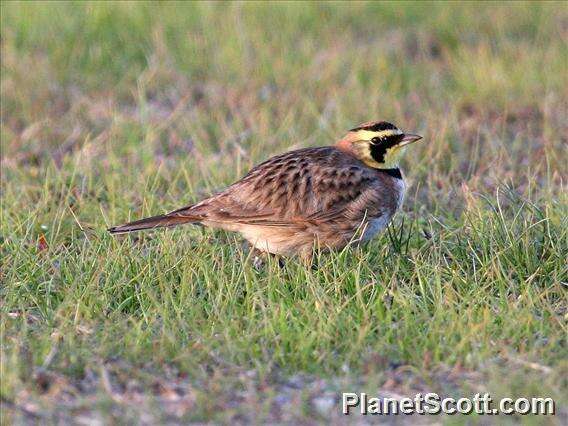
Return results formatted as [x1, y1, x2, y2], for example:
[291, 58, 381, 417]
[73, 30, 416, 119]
[1, 1, 567, 424]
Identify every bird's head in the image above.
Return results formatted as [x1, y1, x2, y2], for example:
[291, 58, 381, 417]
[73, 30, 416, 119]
[336, 121, 422, 169]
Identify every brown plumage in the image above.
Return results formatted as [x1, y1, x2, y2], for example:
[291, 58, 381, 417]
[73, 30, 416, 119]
[108, 121, 422, 260]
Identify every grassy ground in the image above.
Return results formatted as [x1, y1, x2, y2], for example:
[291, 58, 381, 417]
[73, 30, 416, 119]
[1, 1, 567, 424]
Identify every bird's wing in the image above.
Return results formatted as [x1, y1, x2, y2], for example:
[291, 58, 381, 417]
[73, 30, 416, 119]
[174, 147, 389, 227]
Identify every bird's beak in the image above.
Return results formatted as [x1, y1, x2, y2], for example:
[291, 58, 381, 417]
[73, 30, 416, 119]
[399, 133, 423, 147]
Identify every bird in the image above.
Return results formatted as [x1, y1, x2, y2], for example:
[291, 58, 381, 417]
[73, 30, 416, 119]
[108, 121, 422, 261]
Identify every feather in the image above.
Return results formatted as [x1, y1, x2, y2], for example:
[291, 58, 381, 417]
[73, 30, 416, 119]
[107, 213, 198, 234]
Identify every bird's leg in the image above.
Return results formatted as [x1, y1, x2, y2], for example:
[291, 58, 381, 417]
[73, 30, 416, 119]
[299, 248, 319, 270]
[249, 247, 285, 270]
[248, 246, 270, 270]
[252, 249, 266, 270]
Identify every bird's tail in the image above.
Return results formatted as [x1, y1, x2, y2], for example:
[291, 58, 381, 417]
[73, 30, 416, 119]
[108, 212, 199, 234]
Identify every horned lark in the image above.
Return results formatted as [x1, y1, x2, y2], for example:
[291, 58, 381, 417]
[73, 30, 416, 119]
[109, 121, 422, 259]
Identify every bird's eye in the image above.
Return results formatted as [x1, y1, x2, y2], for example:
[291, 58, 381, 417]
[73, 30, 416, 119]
[371, 137, 381, 144]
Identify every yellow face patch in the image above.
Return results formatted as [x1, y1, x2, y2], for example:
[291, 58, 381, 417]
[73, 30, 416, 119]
[350, 128, 406, 169]
[352, 129, 403, 142]
[352, 141, 406, 169]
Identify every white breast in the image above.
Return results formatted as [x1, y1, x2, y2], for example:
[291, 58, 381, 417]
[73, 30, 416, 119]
[361, 215, 391, 241]
[361, 177, 406, 242]
[394, 177, 406, 210]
